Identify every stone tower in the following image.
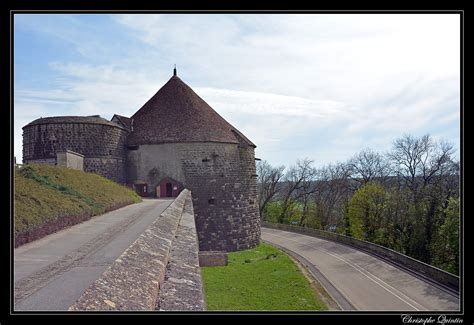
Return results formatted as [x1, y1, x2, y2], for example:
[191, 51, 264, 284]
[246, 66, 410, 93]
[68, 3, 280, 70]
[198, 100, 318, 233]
[22, 116, 129, 183]
[126, 72, 261, 252]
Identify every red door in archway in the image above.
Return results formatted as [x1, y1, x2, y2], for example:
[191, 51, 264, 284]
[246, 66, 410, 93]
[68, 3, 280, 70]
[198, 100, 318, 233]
[158, 177, 182, 198]
[166, 183, 173, 197]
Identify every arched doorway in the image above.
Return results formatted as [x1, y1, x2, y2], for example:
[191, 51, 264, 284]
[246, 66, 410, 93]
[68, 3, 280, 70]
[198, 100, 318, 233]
[158, 177, 183, 198]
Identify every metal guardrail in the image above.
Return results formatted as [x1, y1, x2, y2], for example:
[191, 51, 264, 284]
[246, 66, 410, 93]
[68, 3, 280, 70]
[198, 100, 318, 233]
[262, 221, 459, 294]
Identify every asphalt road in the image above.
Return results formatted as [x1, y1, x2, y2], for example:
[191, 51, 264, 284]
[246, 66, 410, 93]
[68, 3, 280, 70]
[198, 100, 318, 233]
[14, 198, 173, 311]
[262, 227, 460, 311]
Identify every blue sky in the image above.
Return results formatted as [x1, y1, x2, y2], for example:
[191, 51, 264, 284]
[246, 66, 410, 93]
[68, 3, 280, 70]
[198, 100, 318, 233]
[14, 14, 461, 168]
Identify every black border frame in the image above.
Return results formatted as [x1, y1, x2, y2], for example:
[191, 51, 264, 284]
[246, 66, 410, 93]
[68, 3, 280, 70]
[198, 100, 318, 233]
[3, 5, 467, 324]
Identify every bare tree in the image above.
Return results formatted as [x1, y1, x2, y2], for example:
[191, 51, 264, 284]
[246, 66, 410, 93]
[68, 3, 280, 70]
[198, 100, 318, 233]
[313, 162, 352, 230]
[387, 134, 457, 262]
[278, 158, 315, 223]
[348, 148, 391, 187]
[422, 140, 456, 188]
[388, 134, 455, 199]
[256, 160, 285, 219]
[294, 169, 318, 227]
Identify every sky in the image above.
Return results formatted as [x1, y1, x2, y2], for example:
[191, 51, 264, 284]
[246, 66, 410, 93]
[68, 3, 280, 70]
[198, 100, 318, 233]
[13, 14, 461, 168]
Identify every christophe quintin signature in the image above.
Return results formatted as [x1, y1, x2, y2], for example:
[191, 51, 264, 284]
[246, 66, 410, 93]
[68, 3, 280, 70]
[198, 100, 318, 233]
[401, 314, 464, 325]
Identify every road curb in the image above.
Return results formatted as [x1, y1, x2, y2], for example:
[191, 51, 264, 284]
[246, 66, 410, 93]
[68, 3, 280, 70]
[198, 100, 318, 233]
[262, 239, 355, 311]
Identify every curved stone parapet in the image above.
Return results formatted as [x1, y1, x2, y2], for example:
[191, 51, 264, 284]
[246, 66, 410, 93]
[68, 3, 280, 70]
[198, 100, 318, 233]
[262, 222, 459, 293]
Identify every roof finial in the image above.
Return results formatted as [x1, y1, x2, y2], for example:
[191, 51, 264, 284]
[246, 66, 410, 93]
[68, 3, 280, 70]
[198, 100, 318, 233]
[173, 64, 177, 76]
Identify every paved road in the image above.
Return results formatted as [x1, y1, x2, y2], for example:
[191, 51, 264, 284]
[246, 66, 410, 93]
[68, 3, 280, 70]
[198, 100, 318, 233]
[14, 198, 173, 311]
[262, 227, 459, 311]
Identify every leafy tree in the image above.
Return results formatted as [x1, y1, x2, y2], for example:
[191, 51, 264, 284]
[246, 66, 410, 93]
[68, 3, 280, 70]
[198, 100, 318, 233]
[301, 202, 320, 228]
[346, 182, 386, 243]
[264, 200, 302, 225]
[263, 201, 284, 223]
[430, 197, 459, 274]
[382, 187, 412, 254]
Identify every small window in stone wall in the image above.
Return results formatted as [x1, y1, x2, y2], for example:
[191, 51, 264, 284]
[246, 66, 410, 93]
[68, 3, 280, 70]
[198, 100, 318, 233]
[208, 198, 215, 205]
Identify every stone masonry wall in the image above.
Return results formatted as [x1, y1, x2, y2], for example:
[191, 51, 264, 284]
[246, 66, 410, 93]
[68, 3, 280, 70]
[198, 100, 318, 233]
[84, 158, 126, 184]
[23, 122, 128, 183]
[127, 142, 261, 252]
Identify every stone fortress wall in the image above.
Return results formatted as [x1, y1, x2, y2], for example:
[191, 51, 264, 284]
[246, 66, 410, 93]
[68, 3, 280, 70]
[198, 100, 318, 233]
[22, 117, 129, 183]
[127, 139, 260, 252]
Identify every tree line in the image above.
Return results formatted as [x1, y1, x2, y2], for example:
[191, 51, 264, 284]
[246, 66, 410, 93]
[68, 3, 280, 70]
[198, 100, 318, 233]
[257, 134, 460, 274]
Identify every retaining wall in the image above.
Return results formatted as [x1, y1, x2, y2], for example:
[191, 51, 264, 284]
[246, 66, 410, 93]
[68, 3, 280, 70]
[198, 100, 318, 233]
[262, 222, 459, 293]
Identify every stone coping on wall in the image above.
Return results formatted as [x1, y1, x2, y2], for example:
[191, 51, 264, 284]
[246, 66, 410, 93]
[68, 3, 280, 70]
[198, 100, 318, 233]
[69, 189, 193, 311]
[24, 116, 128, 130]
[262, 222, 459, 294]
[157, 194, 206, 311]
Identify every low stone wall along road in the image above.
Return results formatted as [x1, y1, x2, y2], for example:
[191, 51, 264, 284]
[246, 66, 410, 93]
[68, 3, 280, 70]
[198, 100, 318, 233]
[14, 198, 173, 311]
[262, 227, 459, 311]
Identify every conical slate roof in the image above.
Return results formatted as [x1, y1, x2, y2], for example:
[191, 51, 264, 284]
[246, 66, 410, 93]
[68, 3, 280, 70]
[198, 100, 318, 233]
[127, 75, 255, 147]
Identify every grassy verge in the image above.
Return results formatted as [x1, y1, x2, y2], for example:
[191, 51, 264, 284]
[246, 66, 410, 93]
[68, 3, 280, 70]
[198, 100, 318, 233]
[201, 243, 327, 311]
[14, 164, 141, 245]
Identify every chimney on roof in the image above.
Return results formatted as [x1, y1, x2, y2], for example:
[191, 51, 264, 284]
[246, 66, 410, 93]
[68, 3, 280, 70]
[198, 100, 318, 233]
[173, 64, 177, 76]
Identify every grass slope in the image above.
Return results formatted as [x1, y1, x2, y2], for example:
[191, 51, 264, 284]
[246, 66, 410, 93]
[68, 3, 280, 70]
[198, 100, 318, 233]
[14, 164, 141, 242]
[202, 243, 327, 311]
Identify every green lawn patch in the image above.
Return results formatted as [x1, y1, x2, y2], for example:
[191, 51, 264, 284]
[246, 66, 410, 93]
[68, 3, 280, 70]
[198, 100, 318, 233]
[201, 243, 327, 311]
[14, 164, 141, 245]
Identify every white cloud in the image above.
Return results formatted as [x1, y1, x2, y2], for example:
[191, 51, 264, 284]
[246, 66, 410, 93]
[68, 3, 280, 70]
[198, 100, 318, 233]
[197, 87, 350, 118]
[113, 14, 460, 102]
[14, 14, 461, 166]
